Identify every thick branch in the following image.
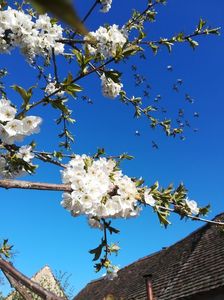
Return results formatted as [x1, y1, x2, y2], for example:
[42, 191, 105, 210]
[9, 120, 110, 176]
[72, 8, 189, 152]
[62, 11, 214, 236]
[0, 258, 65, 300]
[0, 179, 71, 192]
[3, 270, 33, 300]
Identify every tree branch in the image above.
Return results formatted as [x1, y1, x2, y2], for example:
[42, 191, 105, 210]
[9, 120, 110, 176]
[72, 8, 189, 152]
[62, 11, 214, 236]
[0, 179, 71, 192]
[157, 205, 224, 226]
[0, 179, 223, 226]
[0, 258, 66, 300]
[3, 270, 33, 300]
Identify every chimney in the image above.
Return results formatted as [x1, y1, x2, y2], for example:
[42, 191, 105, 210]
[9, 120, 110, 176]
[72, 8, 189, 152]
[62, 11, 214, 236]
[143, 274, 155, 300]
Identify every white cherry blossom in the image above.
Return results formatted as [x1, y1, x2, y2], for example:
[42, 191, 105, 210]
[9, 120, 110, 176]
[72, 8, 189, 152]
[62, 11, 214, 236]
[22, 116, 42, 135]
[185, 199, 199, 215]
[101, 74, 123, 98]
[100, 0, 112, 13]
[144, 190, 156, 206]
[0, 99, 17, 122]
[17, 145, 34, 162]
[85, 24, 127, 59]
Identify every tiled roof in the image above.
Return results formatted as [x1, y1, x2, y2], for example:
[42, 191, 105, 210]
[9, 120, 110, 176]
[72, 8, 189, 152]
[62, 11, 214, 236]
[74, 213, 224, 300]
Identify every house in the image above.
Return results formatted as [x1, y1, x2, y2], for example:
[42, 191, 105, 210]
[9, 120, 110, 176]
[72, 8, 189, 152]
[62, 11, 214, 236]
[5, 265, 66, 299]
[74, 213, 224, 300]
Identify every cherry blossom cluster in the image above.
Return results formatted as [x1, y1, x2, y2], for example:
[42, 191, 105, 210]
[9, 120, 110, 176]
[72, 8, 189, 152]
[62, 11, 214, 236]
[61, 155, 143, 223]
[0, 98, 42, 144]
[100, 74, 123, 98]
[45, 75, 65, 97]
[0, 145, 34, 178]
[60, 154, 201, 227]
[84, 24, 128, 59]
[0, 7, 64, 61]
[100, 0, 112, 13]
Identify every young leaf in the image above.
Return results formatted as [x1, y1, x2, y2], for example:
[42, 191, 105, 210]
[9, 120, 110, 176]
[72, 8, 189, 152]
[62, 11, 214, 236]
[12, 85, 35, 108]
[89, 240, 106, 261]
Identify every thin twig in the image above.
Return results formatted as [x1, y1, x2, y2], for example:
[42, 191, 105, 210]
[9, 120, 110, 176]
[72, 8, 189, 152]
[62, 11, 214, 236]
[157, 205, 224, 226]
[102, 219, 108, 261]
[16, 56, 114, 118]
[71, 0, 99, 38]
[52, 48, 59, 84]
[33, 150, 75, 159]
[35, 153, 66, 168]
[139, 29, 221, 45]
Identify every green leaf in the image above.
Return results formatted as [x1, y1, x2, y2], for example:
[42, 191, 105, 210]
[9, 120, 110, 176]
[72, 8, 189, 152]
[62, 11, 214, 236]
[104, 70, 122, 84]
[187, 38, 199, 49]
[119, 153, 134, 160]
[50, 99, 70, 114]
[122, 45, 142, 57]
[53, 151, 63, 160]
[12, 85, 35, 109]
[197, 18, 206, 31]
[93, 148, 105, 159]
[107, 225, 120, 235]
[84, 157, 93, 171]
[157, 211, 171, 228]
[175, 32, 184, 42]
[89, 239, 106, 261]
[206, 28, 220, 35]
[30, 0, 88, 35]
[149, 42, 159, 55]
[150, 181, 159, 191]
[160, 39, 173, 52]
[134, 178, 145, 187]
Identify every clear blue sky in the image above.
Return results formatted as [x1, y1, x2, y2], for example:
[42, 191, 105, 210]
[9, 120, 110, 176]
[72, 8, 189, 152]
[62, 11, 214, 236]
[1, 0, 224, 296]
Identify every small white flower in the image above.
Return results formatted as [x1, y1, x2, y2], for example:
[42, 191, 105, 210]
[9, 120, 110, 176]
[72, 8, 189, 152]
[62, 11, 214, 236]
[88, 217, 103, 230]
[185, 199, 199, 215]
[17, 145, 34, 162]
[0, 156, 6, 173]
[100, 0, 112, 13]
[105, 266, 119, 280]
[4, 119, 23, 136]
[144, 190, 156, 206]
[101, 74, 123, 99]
[22, 116, 42, 135]
[0, 102, 17, 122]
[45, 80, 64, 97]
[84, 24, 127, 59]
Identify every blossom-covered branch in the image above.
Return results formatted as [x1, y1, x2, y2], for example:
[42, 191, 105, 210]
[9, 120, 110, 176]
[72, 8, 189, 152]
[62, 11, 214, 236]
[0, 0, 222, 278]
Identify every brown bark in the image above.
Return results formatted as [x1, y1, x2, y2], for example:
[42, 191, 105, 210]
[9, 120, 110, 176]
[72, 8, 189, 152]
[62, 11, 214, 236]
[0, 179, 71, 192]
[3, 270, 33, 300]
[0, 258, 66, 300]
